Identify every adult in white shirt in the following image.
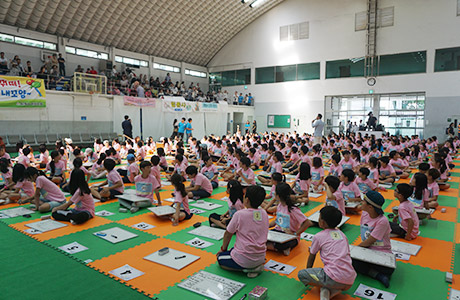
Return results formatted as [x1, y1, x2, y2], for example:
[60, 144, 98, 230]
[311, 113, 325, 146]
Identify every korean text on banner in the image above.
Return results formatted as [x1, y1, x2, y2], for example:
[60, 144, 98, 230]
[123, 96, 156, 107]
[162, 97, 197, 113]
[0, 76, 46, 107]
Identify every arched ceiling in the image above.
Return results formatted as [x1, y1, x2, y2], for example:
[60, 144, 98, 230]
[0, 0, 284, 66]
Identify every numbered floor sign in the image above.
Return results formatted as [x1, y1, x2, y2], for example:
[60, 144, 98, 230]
[185, 237, 214, 249]
[132, 222, 155, 230]
[58, 242, 89, 254]
[264, 259, 296, 275]
[354, 284, 397, 300]
[450, 288, 460, 300]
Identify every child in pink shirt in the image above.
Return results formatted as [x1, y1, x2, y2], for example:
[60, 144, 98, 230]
[185, 165, 213, 199]
[298, 206, 356, 299]
[391, 183, 419, 241]
[292, 162, 311, 205]
[311, 157, 325, 192]
[209, 180, 245, 229]
[237, 157, 256, 186]
[217, 185, 269, 278]
[119, 154, 139, 183]
[51, 168, 95, 224]
[46, 150, 66, 185]
[268, 183, 311, 256]
[171, 173, 193, 225]
[91, 158, 124, 202]
[353, 190, 393, 288]
[325, 175, 345, 215]
[133, 161, 161, 207]
[328, 154, 342, 177]
[339, 169, 361, 203]
[149, 155, 162, 184]
[339, 151, 356, 171]
[426, 168, 440, 208]
[356, 167, 376, 193]
[24, 167, 66, 212]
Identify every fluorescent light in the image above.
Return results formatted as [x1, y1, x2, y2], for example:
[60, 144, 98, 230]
[250, 0, 266, 7]
[241, 0, 251, 3]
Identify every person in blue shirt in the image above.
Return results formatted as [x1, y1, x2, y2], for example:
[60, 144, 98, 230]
[244, 121, 250, 134]
[238, 93, 244, 105]
[247, 93, 254, 106]
[178, 117, 186, 141]
[185, 118, 193, 143]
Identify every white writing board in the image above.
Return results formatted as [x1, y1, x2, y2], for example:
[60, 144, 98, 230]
[309, 192, 322, 198]
[392, 251, 411, 261]
[178, 271, 245, 300]
[267, 231, 296, 243]
[308, 211, 349, 228]
[116, 194, 151, 203]
[25, 219, 67, 232]
[164, 197, 175, 202]
[264, 259, 296, 275]
[354, 283, 397, 300]
[450, 289, 460, 300]
[190, 201, 222, 210]
[378, 183, 393, 189]
[300, 232, 315, 241]
[161, 181, 172, 186]
[95, 210, 115, 217]
[258, 171, 270, 177]
[185, 237, 214, 249]
[349, 245, 396, 269]
[144, 248, 199, 270]
[94, 227, 138, 244]
[218, 181, 228, 187]
[148, 206, 176, 216]
[1, 207, 34, 218]
[390, 240, 421, 256]
[188, 225, 225, 240]
[58, 242, 88, 254]
[132, 222, 155, 230]
[109, 264, 144, 281]
[345, 201, 360, 208]
[190, 208, 205, 214]
[285, 174, 296, 180]
[24, 228, 42, 234]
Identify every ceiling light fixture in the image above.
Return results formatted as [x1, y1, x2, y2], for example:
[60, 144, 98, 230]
[241, 0, 251, 3]
[250, 0, 267, 8]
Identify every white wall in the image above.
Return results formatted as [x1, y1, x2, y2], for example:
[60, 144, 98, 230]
[208, 0, 460, 138]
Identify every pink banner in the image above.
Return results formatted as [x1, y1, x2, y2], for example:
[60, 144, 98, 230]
[123, 96, 156, 107]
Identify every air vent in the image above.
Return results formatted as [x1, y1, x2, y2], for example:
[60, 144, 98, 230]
[280, 22, 309, 41]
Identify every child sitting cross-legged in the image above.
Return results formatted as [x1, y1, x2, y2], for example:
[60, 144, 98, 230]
[209, 180, 244, 229]
[298, 206, 357, 300]
[217, 185, 269, 278]
[390, 183, 420, 241]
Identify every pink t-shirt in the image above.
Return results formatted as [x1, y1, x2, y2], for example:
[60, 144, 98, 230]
[46, 160, 66, 176]
[339, 182, 361, 201]
[70, 188, 95, 216]
[326, 190, 345, 215]
[134, 174, 160, 202]
[1, 169, 12, 184]
[290, 152, 300, 163]
[270, 161, 282, 174]
[368, 168, 379, 182]
[301, 154, 312, 166]
[379, 164, 395, 177]
[355, 177, 376, 193]
[295, 174, 311, 194]
[107, 170, 124, 193]
[339, 159, 356, 171]
[398, 200, 419, 239]
[17, 155, 30, 167]
[174, 190, 190, 214]
[329, 164, 342, 177]
[39, 153, 49, 164]
[36, 176, 65, 202]
[311, 167, 324, 183]
[274, 202, 307, 236]
[15, 180, 35, 197]
[127, 162, 140, 182]
[408, 189, 429, 208]
[227, 208, 269, 269]
[360, 211, 391, 253]
[239, 168, 255, 185]
[150, 165, 161, 182]
[192, 173, 213, 194]
[310, 229, 357, 285]
[427, 182, 439, 199]
[201, 165, 218, 183]
[227, 198, 244, 217]
[137, 146, 146, 159]
[159, 156, 168, 167]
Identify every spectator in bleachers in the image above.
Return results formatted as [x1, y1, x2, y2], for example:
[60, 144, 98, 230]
[164, 73, 171, 84]
[37, 66, 47, 79]
[238, 93, 244, 105]
[233, 91, 238, 105]
[180, 81, 186, 93]
[75, 65, 84, 73]
[134, 81, 144, 98]
[248, 93, 254, 106]
[9, 61, 21, 76]
[112, 65, 118, 78]
[0, 52, 8, 71]
[24, 61, 34, 77]
[58, 53, 66, 76]
[51, 54, 59, 71]
[88, 66, 98, 75]
[50, 65, 59, 77]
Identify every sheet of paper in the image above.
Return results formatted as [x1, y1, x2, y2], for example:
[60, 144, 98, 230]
[349, 245, 396, 269]
[188, 226, 225, 240]
[163, 197, 175, 202]
[109, 264, 144, 281]
[190, 201, 223, 210]
[190, 208, 206, 214]
[95, 210, 115, 217]
[300, 232, 315, 241]
[161, 181, 172, 186]
[450, 289, 460, 300]
[309, 192, 322, 198]
[148, 206, 176, 216]
[24, 228, 42, 234]
[116, 194, 151, 203]
[144, 248, 200, 270]
[178, 271, 245, 300]
[58, 242, 88, 254]
[1, 207, 34, 218]
[219, 181, 228, 187]
[390, 240, 421, 256]
[354, 283, 397, 300]
[25, 219, 67, 232]
[185, 237, 214, 249]
[392, 251, 411, 261]
[264, 259, 296, 275]
[94, 227, 138, 244]
[132, 222, 155, 230]
[267, 231, 297, 243]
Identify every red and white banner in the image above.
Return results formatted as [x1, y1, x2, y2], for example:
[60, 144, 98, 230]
[123, 96, 156, 107]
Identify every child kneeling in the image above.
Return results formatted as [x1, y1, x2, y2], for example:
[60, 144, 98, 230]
[217, 185, 268, 278]
[298, 206, 356, 300]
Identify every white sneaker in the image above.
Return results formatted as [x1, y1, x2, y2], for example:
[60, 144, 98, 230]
[283, 248, 291, 256]
[244, 264, 264, 278]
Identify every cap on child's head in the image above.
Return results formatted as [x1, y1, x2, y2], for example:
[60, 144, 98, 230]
[319, 206, 342, 228]
[364, 190, 385, 215]
[127, 154, 135, 161]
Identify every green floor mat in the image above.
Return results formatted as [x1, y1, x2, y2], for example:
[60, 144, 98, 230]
[450, 172, 460, 177]
[164, 226, 236, 255]
[418, 219, 455, 242]
[448, 182, 459, 189]
[188, 198, 229, 218]
[155, 262, 307, 300]
[453, 244, 460, 275]
[300, 200, 323, 214]
[438, 195, 459, 208]
[45, 223, 157, 262]
[302, 223, 361, 244]
[344, 261, 449, 299]
[94, 201, 151, 221]
[0, 222, 149, 300]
